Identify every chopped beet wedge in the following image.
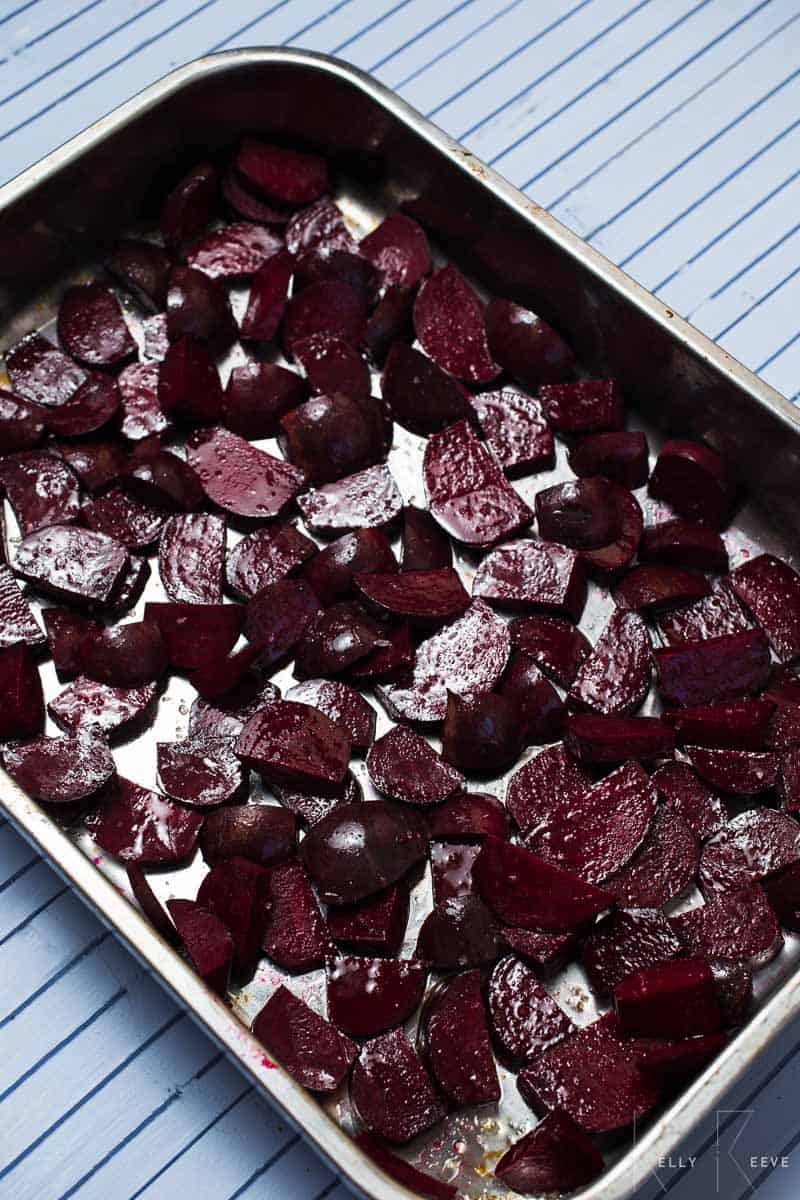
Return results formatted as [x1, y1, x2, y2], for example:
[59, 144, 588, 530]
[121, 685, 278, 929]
[43, 608, 99, 680]
[688, 742, 776, 802]
[0, 451, 80, 535]
[221, 169, 293, 223]
[304, 528, 396, 605]
[0, 564, 44, 649]
[189, 644, 260, 702]
[640, 519, 729, 574]
[160, 162, 218, 248]
[243, 579, 321, 667]
[569, 609, 651, 716]
[430, 840, 479, 903]
[14, 525, 129, 607]
[417, 894, 503, 970]
[78, 619, 165, 688]
[518, 1013, 660, 1134]
[699, 809, 800, 895]
[166, 267, 236, 353]
[427, 791, 509, 842]
[664, 697, 775, 750]
[471, 388, 554, 478]
[196, 856, 269, 973]
[298, 463, 403, 534]
[294, 247, 381, 304]
[0, 389, 44, 452]
[158, 338, 223, 426]
[252, 985, 356, 1093]
[6, 331, 87, 407]
[500, 653, 565, 744]
[145, 602, 242, 671]
[474, 836, 612, 932]
[363, 285, 415, 366]
[442, 691, 524, 775]
[566, 713, 675, 764]
[763, 862, 800, 931]
[539, 378, 624, 434]
[536, 477, 622, 551]
[272, 771, 362, 827]
[351, 1027, 446, 1144]
[423, 420, 533, 548]
[582, 483, 643, 578]
[356, 567, 468, 623]
[494, 1110, 604, 1196]
[729, 553, 800, 664]
[360, 213, 430, 287]
[117, 362, 170, 441]
[188, 675, 280, 741]
[123, 447, 203, 513]
[613, 565, 711, 616]
[377, 600, 510, 724]
[484, 297, 574, 389]
[166, 899, 232, 996]
[655, 629, 771, 708]
[367, 725, 463, 807]
[0, 644, 43, 739]
[511, 614, 592, 688]
[58, 439, 126, 495]
[506, 742, 592, 836]
[156, 736, 243, 808]
[240, 249, 295, 342]
[420, 970, 500, 1107]
[186, 221, 282, 281]
[487, 955, 574, 1062]
[671, 884, 782, 968]
[349, 622, 414, 684]
[235, 139, 328, 205]
[40, 374, 120, 439]
[84, 776, 202, 864]
[328, 883, 409, 956]
[634, 1031, 728, 1089]
[278, 392, 391, 485]
[414, 266, 499, 383]
[301, 800, 426, 905]
[355, 1134, 456, 1200]
[291, 333, 370, 402]
[614, 958, 721, 1040]
[400, 509, 450, 575]
[655, 589, 747, 654]
[282, 280, 368, 357]
[126, 863, 178, 944]
[226, 522, 314, 600]
[649, 439, 737, 529]
[327, 954, 426, 1037]
[3, 733, 114, 804]
[158, 513, 225, 605]
[651, 761, 725, 841]
[105, 238, 171, 311]
[525, 760, 657, 883]
[380, 343, 469, 435]
[57, 284, 135, 367]
[604, 806, 699, 908]
[569, 430, 649, 489]
[473, 539, 586, 621]
[284, 679, 375, 751]
[224, 361, 305, 442]
[82, 487, 167, 551]
[285, 197, 355, 257]
[501, 928, 577, 970]
[294, 601, 388, 679]
[49, 678, 156, 740]
[261, 859, 331, 972]
[236, 700, 350, 794]
[199, 804, 296, 867]
[187, 425, 304, 519]
[582, 908, 684, 996]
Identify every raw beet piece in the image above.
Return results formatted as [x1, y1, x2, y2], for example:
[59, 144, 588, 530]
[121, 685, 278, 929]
[380, 343, 469, 435]
[327, 954, 425, 1037]
[159, 513, 225, 604]
[0, 451, 80, 535]
[651, 761, 725, 840]
[655, 628, 771, 709]
[604, 805, 699, 908]
[166, 899, 232, 996]
[613, 565, 711, 616]
[658, 587, 752, 647]
[430, 841, 480, 903]
[779, 749, 800, 810]
[254, 985, 356, 1092]
[285, 679, 375, 750]
[501, 928, 577, 969]
[5, 331, 86, 407]
[473, 539, 586, 621]
[474, 836, 612, 932]
[40, 374, 120, 439]
[278, 392, 391, 485]
[188, 676, 280, 741]
[511, 614, 591, 688]
[413, 266, 499, 383]
[354, 1134, 456, 1200]
[518, 1012, 660, 1133]
[14, 525, 129, 606]
[569, 609, 651, 716]
[186, 643, 258, 702]
[84, 776, 202, 864]
[367, 725, 463, 807]
[351, 1028, 446, 1143]
[614, 958, 721, 1040]
[420, 970, 499, 1106]
[304, 528, 396, 605]
[0, 644, 43, 739]
[297, 463, 402, 533]
[328, 883, 409, 956]
[729, 553, 800, 664]
[566, 713, 675, 764]
[158, 338, 224, 426]
[649, 439, 737, 529]
[687, 746, 777, 794]
[157, 736, 243, 808]
[239, 249, 295, 341]
[186, 221, 282, 281]
[400, 506, 452, 573]
[442, 690, 524, 775]
[581, 483, 643, 577]
[634, 1031, 728, 1088]
[48, 677, 156, 739]
[540, 379, 624, 434]
[360, 213, 430, 287]
[57, 284, 135, 367]
[285, 197, 355, 256]
[640, 519, 728, 574]
[536, 477, 622, 551]
[82, 487, 167, 551]
[506, 742, 591, 835]
[160, 162, 218, 247]
[226, 523, 314, 600]
[282, 280, 368, 357]
[199, 803, 296, 868]
[582, 908, 684, 996]
[699, 809, 800, 895]
[0, 389, 44, 452]
[363, 286, 415, 365]
[349, 622, 414, 684]
[293, 333, 370, 398]
[763, 861, 800, 931]
[165, 267, 236, 353]
[665, 697, 775, 750]
[272, 771, 361, 831]
[376, 600, 510, 724]
[569, 430, 649, 489]
[3, 732, 114, 804]
[416, 894, 503, 969]
[0, 564, 44, 649]
[294, 601, 387, 679]
[526, 760, 657, 883]
[423, 420, 533, 548]
[196, 856, 269, 973]
[187, 425, 304, 519]
[145, 602, 242, 671]
[487, 955, 574, 1062]
[123, 448, 203, 513]
[427, 790, 510, 842]
[671, 884, 782, 967]
[242, 578, 321, 667]
[126, 863, 178, 944]
[261, 858, 331, 972]
[356, 567, 468, 622]
[494, 1110, 604, 1195]
[236, 699, 350, 794]
[235, 139, 328, 205]
[105, 238, 171, 311]
[225, 362, 305, 443]
[117, 362, 170, 441]
[471, 388, 554, 478]
[301, 800, 426, 904]
[79, 619, 165, 688]
[43, 608, 99, 679]
[293, 247, 381, 303]
[484, 297, 574, 388]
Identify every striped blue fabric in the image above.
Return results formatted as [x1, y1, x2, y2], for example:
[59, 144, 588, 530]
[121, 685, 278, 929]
[1, 3, 799, 1198]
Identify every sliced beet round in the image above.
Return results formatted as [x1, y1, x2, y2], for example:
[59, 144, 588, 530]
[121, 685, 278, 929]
[536, 477, 621, 551]
[442, 690, 524, 775]
[474, 835, 612, 932]
[293, 333, 370, 398]
[199, 803, 296, 867]
[428, 790, 510, 843]
[126, 863, 178, 944]
[49, 677, 156, 740]
[510, 614, 592, 688]
[729, 553, 800, 664]
[166, 899, 232, 996]
[282, 280, 368, 357]
[105, 238, 171, 311]
[699, 809, 800, 896]
[158, 337, 223, 426]
[711, 960, 753, 1026]
[261, 858, 332, 972]
[327, 954, 426, 1037]
[671, 884, 782, 968]
[420, 970, 499, 1107]
[187, 424, 304, 519]
[367, 725, 463, 807]
[0, 389, 44, 452]
[158, 513, 225, 605]
[223, 361, 306, 440]
[186, 221, 282, 281]
[14, 524, 130, 607]
[160, 162, 218, 247]
[0, 644, 43, 740]
[472, 388, 554, 478]
[82, 486, 167, 551]
[40, 374, 120, 439]
[430, 840, 480, 903]
[501, 927, 578, 970]
[581, 482, 643, 578]
[5, 331, 87, 407]
[196, 856, 270, 973]
[328, 883, 409, 956]
[165, 266, 236, 353]
[189, 676, 280, 741]
[688, 746, 777, 795]
[380, 343, 469, 435]
[539, 378, 624, 434]
[355, 1134, 456, 1200]
[3, 733, 114, 804]
[651, 761, 725, 840]
[226, 522, 315, 600]
[84, 776, 202, 864]
[360, 213, 430, 287]
[285, 197, 356, 257]
[649, 438, 737, 529]
[236, 699, 350, 794]
[356, 567, 468, 622]
[0, 451, 80, 535]
[566, 713, 675, 764]
[399, 507, 452, 574]
[664, 697, 775, 750]
[494, 1110, 604, 1196]
[472, 538, 586, 621]
[242, 578, 322, 667]
[484, 297, 574, 388]
[297, 463, 403, 534]
[351, 1027, 446, 1143]
[487, 955, 574, 1063]
[655, 628, 771, 708]
[569, 430, 649, 489]
[239, 249, 295, 341]
[416, 895, 503, 970]
[568, 609, 651, 716]
[613, 564, 711, 616]
[235, 139, 328, 205]
[284, 679, 376, 751]
[506, 742, 592, 835]
[414, 266, 499, 383]
[604, 805, 699, 908]
[78, 619, 165, 688]
[304, 527, 397, 605]
[278, 392, 391, 485]
[0, 564, 44, 650]
[42, 608, 99, 680]
[253, 985, 357, 1093]
[293, 601, 388, 679]
[614, 957, 721, 1040]
[156, 736, 244, 808]
[301, 800, 426, 905]
[145, 601, 242, 671]
[658, 586, 754, 648]
[582, 908, 684, 996]
[117, 362, 170, 441]
[57, 284, 135, 367]
[501, 653, 565, 745]
[363, 285, 415, 365]
[640, 519, 728, 574]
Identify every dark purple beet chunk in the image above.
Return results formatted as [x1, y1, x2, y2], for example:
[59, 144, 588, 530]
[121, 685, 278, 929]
[252, 985, 357, 1093]
[157, 736, 244, 808]
[160, 162, 218, 248]
[354, 1133, 456, 1200]
[224, 361, 305, 441]
[351, 1027, 446, 1143]
[327, 954, 425, 1037]
[640, 519, 728, 573]
[159, 513, 225, 604]
[414, 266, 499, 383]
[699, 809, 800, 895]
[356, 567, 468, 622]
[187, 425, 304, 519]
[501, 927, 577, 970]
[196, 856, 269, 973]
[729, 553, 800, 664]
[105, 239, 171, 311]
[285, 197, 355, 257]
[763, 861, 800, 931]
[165, 267, 236, 353]
[82, 486, 167, 551]
[166, 899, 232, 996]
[634, 1030, 728, 1089]
[711, 960, 753, 1026]
[186, 221, 282, 281]
[226, 522, 315, 600]
[145, 602, 242, 671]
[430, 841, 480, 903]
[367, 725, 463, 806]
[416, 894, 503, 970]
[363, 286, 415, 365]
[117, 362, 170, 441]
[235, 139, 328, 205]
[240, 249, 295, 341]
[294, 247, 381, 303]
[488, 955, 574, 1062]
[582, 908, 684, 996]
[581, 482, 643, 578]
[664, 697, 775, 750]
[566, 713, 675, 763]
[474, 836, 612, 932]
[78, 619, 165, 688]
[671, 884, 782, 967]
[0, 564, 44, 649]
[300, 800, 427, 904]
[158, 337, 223, 426]
[304, 527, 397, 605]
[442, 690, 523, 775]
[298, 463, 403, 533]
[6, 331, 87, 408]
[14, 525, 129, 606]
[649, 438, 737, 529]
[420, 970, 499, 1106]
[658, 586, 751, 646]
[569, 609, 651, 716]
[222, 169, 293, 223]
[294, 601, 388, 679]
[0, 451, 80, 535]
[278, 392, 391, 485]
[123, 446, 203, 513]
[400, 506, 451, 573]
[293, 333, 370, 398]
[604, 805, 699, 907]
[243, 578, 321, 667]
[57, 284, 135, 367]
[285, 679, 375, 750]
[500, 652, 565, 745]
[349, 622, 414, 684]
[613, 564, 711, 616]
[381, 343, 469, 435]
[0, 389, 44, 452]
[42, 608, 100, 679]
[39, 374, 120, 439]
[511, 614, 591, 688]
[190, 644, 260, 702]
[506, 742, 591, 835]
[236, 699, 350, 794]
[199, 804, 296, 867]
[360, 213, 430, 287]
[651, 761, 725, 840]
[57, 439, 126, 495]
[328, 883, 409, 956]
[189, 676, 280, 741]
[780, 749, 800, 810]
[282, 280, 368, 357]
[540, 379, 624, 433]
[655, 629, 771, 708]
[536, 477, 622, 551]
[494, 1110, 604, 1195]
[473, 538, 586, 621]
[484, 297, 574, 389]
[569, 430, 649, 489]
[427, 790, 509, 842]
[273, 770, 363, 829]
[126, 863, 178, 944]
[48, 678, 157, 740]
[0, 644, 43, 739]
[84, 776, 202, 864]
[472, 388, 554, 479]
[614, 957, 721, 1040]
[2, 733, 114, 803]
[261, 859, 332, 972]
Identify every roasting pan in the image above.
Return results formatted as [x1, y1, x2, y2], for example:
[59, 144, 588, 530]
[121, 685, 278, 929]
[1, 48, 800, 1200]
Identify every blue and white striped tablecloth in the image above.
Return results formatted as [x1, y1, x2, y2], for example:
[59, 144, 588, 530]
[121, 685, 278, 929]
[1, 3, 800, 1198]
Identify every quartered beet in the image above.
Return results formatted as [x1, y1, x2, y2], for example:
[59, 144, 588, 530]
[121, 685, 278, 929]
[501, 652, 565, 744]
[199, 804, 296, 867]
[160, 162, 218, 247]
[236, 700, 350, 794]
[672, 884, 782, 968]
[235, 139, 328, 205]
[423, 420, 533, 548]
[224, 358, 306, 439]
[380, 343, 469, 435]
[243, 579, 322, 667]
[57, 284, 135, 367]
[301, 800, 426, 905]
[43, 608, 99, 679]
[282, 280, 368, 357]
[189, 676, 280, 741]
[613, 565, 710, 616]
[117, 362, 170, 441]
[304, 527, 396, 605]
[569, 430, 649, 489]
[400, 506, 452, 573]
[40, 374, 120, 439]
[355, 1134, 456, 1200]
[278, 392, 391, 485]
[82, 486, 167, 550]
[190, 644, 261, 701]
[640, 519, 729, 574]
[186, 221, 282, 280]
[145, 602, 242, 671]
[261, 859, 332, 972]
[729, 553, 800, 664]
[14, 525, 129, 606]
[239, 249, 295, 341]
[566, 713, 675, 764]
[506, 742, 591, 835]
[511, 614, 591, 688]
[0, 451, 80, 535]
[363, 285, 415, 365]
[428, 791, 510, 843]
[367, 725, 463, 807]
[0, 389, 44, 452]
[604, 806, 699, 908]
[294, 601, 388, 679]
[165, 268, 236, 353]
[614, 958, 721, 1040]
[226, 523, 315, 600]
[3, 733, 114, 804]
[351, 1027, 446, 1144]
[649, 439, 736, 529]
[79, 619, 165, 688]
[126, 863, 178, 944]
[294, 247, 381, 303]
[360, 213, 430, 287]
[298, 463, 403, 534]
[664, 697, 775, 750]
[84, 776, 202, 864]
[502, 928, 578, 971]
[285, 679, 376, 751]
[414, 266, 499, 383]
[157, 736, 244, 808]
[416, 895, 503, 970]
[105, 238, 171, 311]
[442, 691, 524, 775]
[484, 297, 574, 389]
[655, 629, 771, 709]
[581, 483, 643, 577]
[328, 883, 409, 956]
[420, 970, 499, 1106]
[473, 539, 586, 621]
[356, 567, 468, 623]
[0, 645, 43, 740]
[539, 379, 624, 434]
[699, 809, 800, 895]
[196, 856, 269, 973]
[5, 331, 87, 408]
[285, 197, 356, 257]
[582, 908, 684, 996]
[49, 677, 156, 740]
[651, 761, 725, 840]
[327, 954, 426, 1037]
[252, 985, 357, 1093]
[536, 477, 621, 551]
[494, 1110, 604, 1196]
[187, 425, 304, 519]
[487, 955, 574, 1062]
[0, 564, 44, 649]
[57, 438, 126, 496]
[430, 841, 480, 903]
[293, 333, 370, 398]
[569, 609, 651, 716]
[158, 513, 225, 604]
[471, 388, 554, 478]
[166, 899, 232, 996]
[158, 337, 224, 426]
